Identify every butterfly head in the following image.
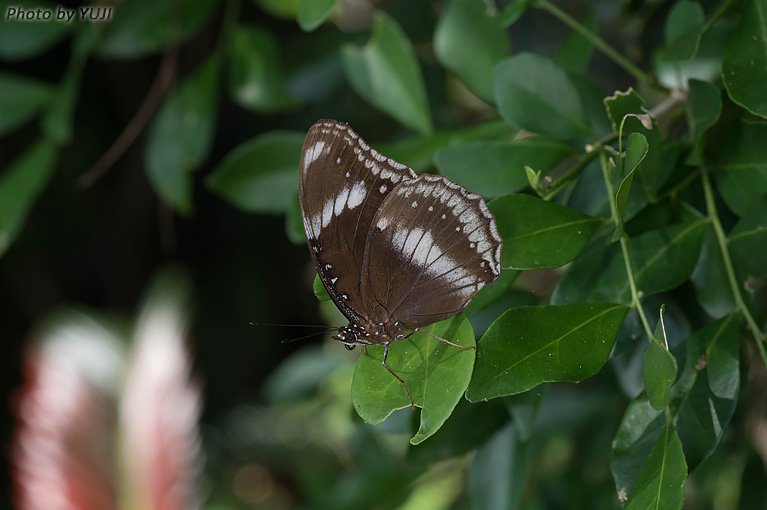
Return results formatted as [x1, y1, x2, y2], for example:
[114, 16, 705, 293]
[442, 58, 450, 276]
[333, 320, 410, 349]
[333, 323, 372, 350]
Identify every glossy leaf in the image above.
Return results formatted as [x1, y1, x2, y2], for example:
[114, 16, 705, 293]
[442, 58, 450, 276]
[0, 73, 52, 136]
[729, 198, 767, 277]
[711, 120, 767, 216]
[670, 313, 740, 470]
[297, 0, 337, 31]
[722, 0, 767, 118]
[466, 303, 629, 401]
[97, 0, 218, 58]
[552, 220, 707, 304]
[494, 53, 592, 140]
[0, 140, 57, 257]
[434, 138, 572, 198]
[625, 423, 687, 510]
[351, 314, 476, 445]
[145, 57, 220, 216]
[469, 423, 529, 510]
[656, 0, 705, 61]
[206, 131, 304, 214]
[644, 309, 677, 410]
[434, 0, 509, 103]
[489, 194, 602, 269]
[313, 273, 331, 302]
[613, 133, 649, 242]
[691, 225, 737, 318]
[228, 25, 296, 113]
[685, 79, 722, 165]
[0, 0, 74, 60]
[611, 396, 665, 499]
[342, 12, 432, 134]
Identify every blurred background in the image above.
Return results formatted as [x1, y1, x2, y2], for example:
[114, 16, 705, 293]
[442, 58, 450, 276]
[3, 0, 763, 509]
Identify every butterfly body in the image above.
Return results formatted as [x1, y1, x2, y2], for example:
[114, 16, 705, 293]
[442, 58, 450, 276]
[299, 120, 502, 406]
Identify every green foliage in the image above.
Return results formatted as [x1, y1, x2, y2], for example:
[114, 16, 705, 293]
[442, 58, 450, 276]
[3, 0, 767, 508]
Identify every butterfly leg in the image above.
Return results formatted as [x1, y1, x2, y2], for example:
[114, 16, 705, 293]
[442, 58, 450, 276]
[414, 327, 476, 350]
[382, 343, 416, 410]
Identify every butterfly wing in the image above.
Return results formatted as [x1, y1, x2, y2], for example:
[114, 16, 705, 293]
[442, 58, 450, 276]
[360, 174, 503, 329]
[299, 119, 417, 323]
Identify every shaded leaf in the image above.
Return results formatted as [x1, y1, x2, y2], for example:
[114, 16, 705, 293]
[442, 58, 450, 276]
[656, 0, 705, 61]
[711, 120, 767, 216]
[297, 0, 337, 31]
[313, 273, 331, 302]
[97, 0, 218, 58]
[0, 73, 52, 136]
[625, 423, 687, 509]
[469, 423, 529, 510]
[434, 138, 572, 198]
[227, 25, 296, 113]
[489, 194, 602, 269]
[691, 225, 737, 318]
[206, 131, 304, 214]
[465, 268, 519, 315]
[0, 140, 57, 257]
[342, 12, 432, 134]
[685, 79, 721, 165]
[722, 0, 767, 118]
[145, 57, 220, 216]
[494, 52, 592, 140]
[670, 313, 740, 471]
[728, 196, 767, 278]
[434, 0, 510, 103]
[0, 0, 74, 60]
[498, 0, 530, 27]
[555, 12, 597, 72]
[351, 314, 476, 446]
[466, 303, 629, 401]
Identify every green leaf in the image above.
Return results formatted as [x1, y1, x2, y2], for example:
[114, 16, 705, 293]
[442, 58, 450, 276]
[0, 140, 57, 257]
[489, 194, 602, 269]
[469, 423, 530, 510]
[206, 131, 304, 214]
[644, 307, 678, 410]
[145, 57, 220, 216]
[625, 423, 687, 509]
[613, 133, 649, 242]
[0, 73, 52, 137]
[611, 396, 665, 500]
[263, 345, 348, 402]
[434, 138, 572, 198]
[465, 268, 519, 315]
[377, 119, 514, 173]
[313, 273, 331, 302]
[466, 303, 629, 401]
[670, 313, 740, 470]
[0, 0, 74, 60]
[297, 0, 337, 31]
[227, 25, 296, 113]
[685, 79, 722, 165]
[284, 193, 304, 244]
[434, 0, 510, 103]
[656, 0, 705, 61]
[555, 12, 597, 72]
[722, 0, 767, 118]
[498, 0, 530, 27]
[342, 12, 432, 134]
[351, 315, 475, 445]
[711, 120, 767, 216]
[494, 53, 592, 140]
[551, 220, 707, 304]
[97, 0, 218, 58]
[691, 225, 737, 318]
[729, 198, 767, 277]
[253, 0, 300, 19]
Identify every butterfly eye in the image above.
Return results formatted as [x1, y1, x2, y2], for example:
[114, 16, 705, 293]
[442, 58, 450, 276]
[344, 344, 356, 351]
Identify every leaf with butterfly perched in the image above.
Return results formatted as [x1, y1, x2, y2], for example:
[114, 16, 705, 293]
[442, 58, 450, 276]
[351, 314, 476, 445]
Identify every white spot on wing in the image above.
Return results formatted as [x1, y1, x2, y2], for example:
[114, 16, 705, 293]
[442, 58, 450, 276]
[304, 141, 325, 169]
[348, 181, 367, 209]
[334, 186, 350, 216]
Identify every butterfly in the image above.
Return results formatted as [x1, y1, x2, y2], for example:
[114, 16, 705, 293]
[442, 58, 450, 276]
[299, 120, 503, 408]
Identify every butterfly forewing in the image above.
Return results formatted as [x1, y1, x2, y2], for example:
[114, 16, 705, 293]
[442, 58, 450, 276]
[299, 120, 417, 323]
[361, 173, 503, 329]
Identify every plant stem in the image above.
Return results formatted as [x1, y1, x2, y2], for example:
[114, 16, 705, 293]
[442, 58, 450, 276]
[700, 165, 767, 368]
[533, 0, 659, 89]
[542, 148, 600, 201]
[599, 151, 653, 339]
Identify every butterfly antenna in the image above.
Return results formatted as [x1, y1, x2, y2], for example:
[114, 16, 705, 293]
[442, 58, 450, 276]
[280, 329, 337, 344]
[414, 327, 475, 350]
[249, 322, 337, 344]
[382, 344, 416, 411]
